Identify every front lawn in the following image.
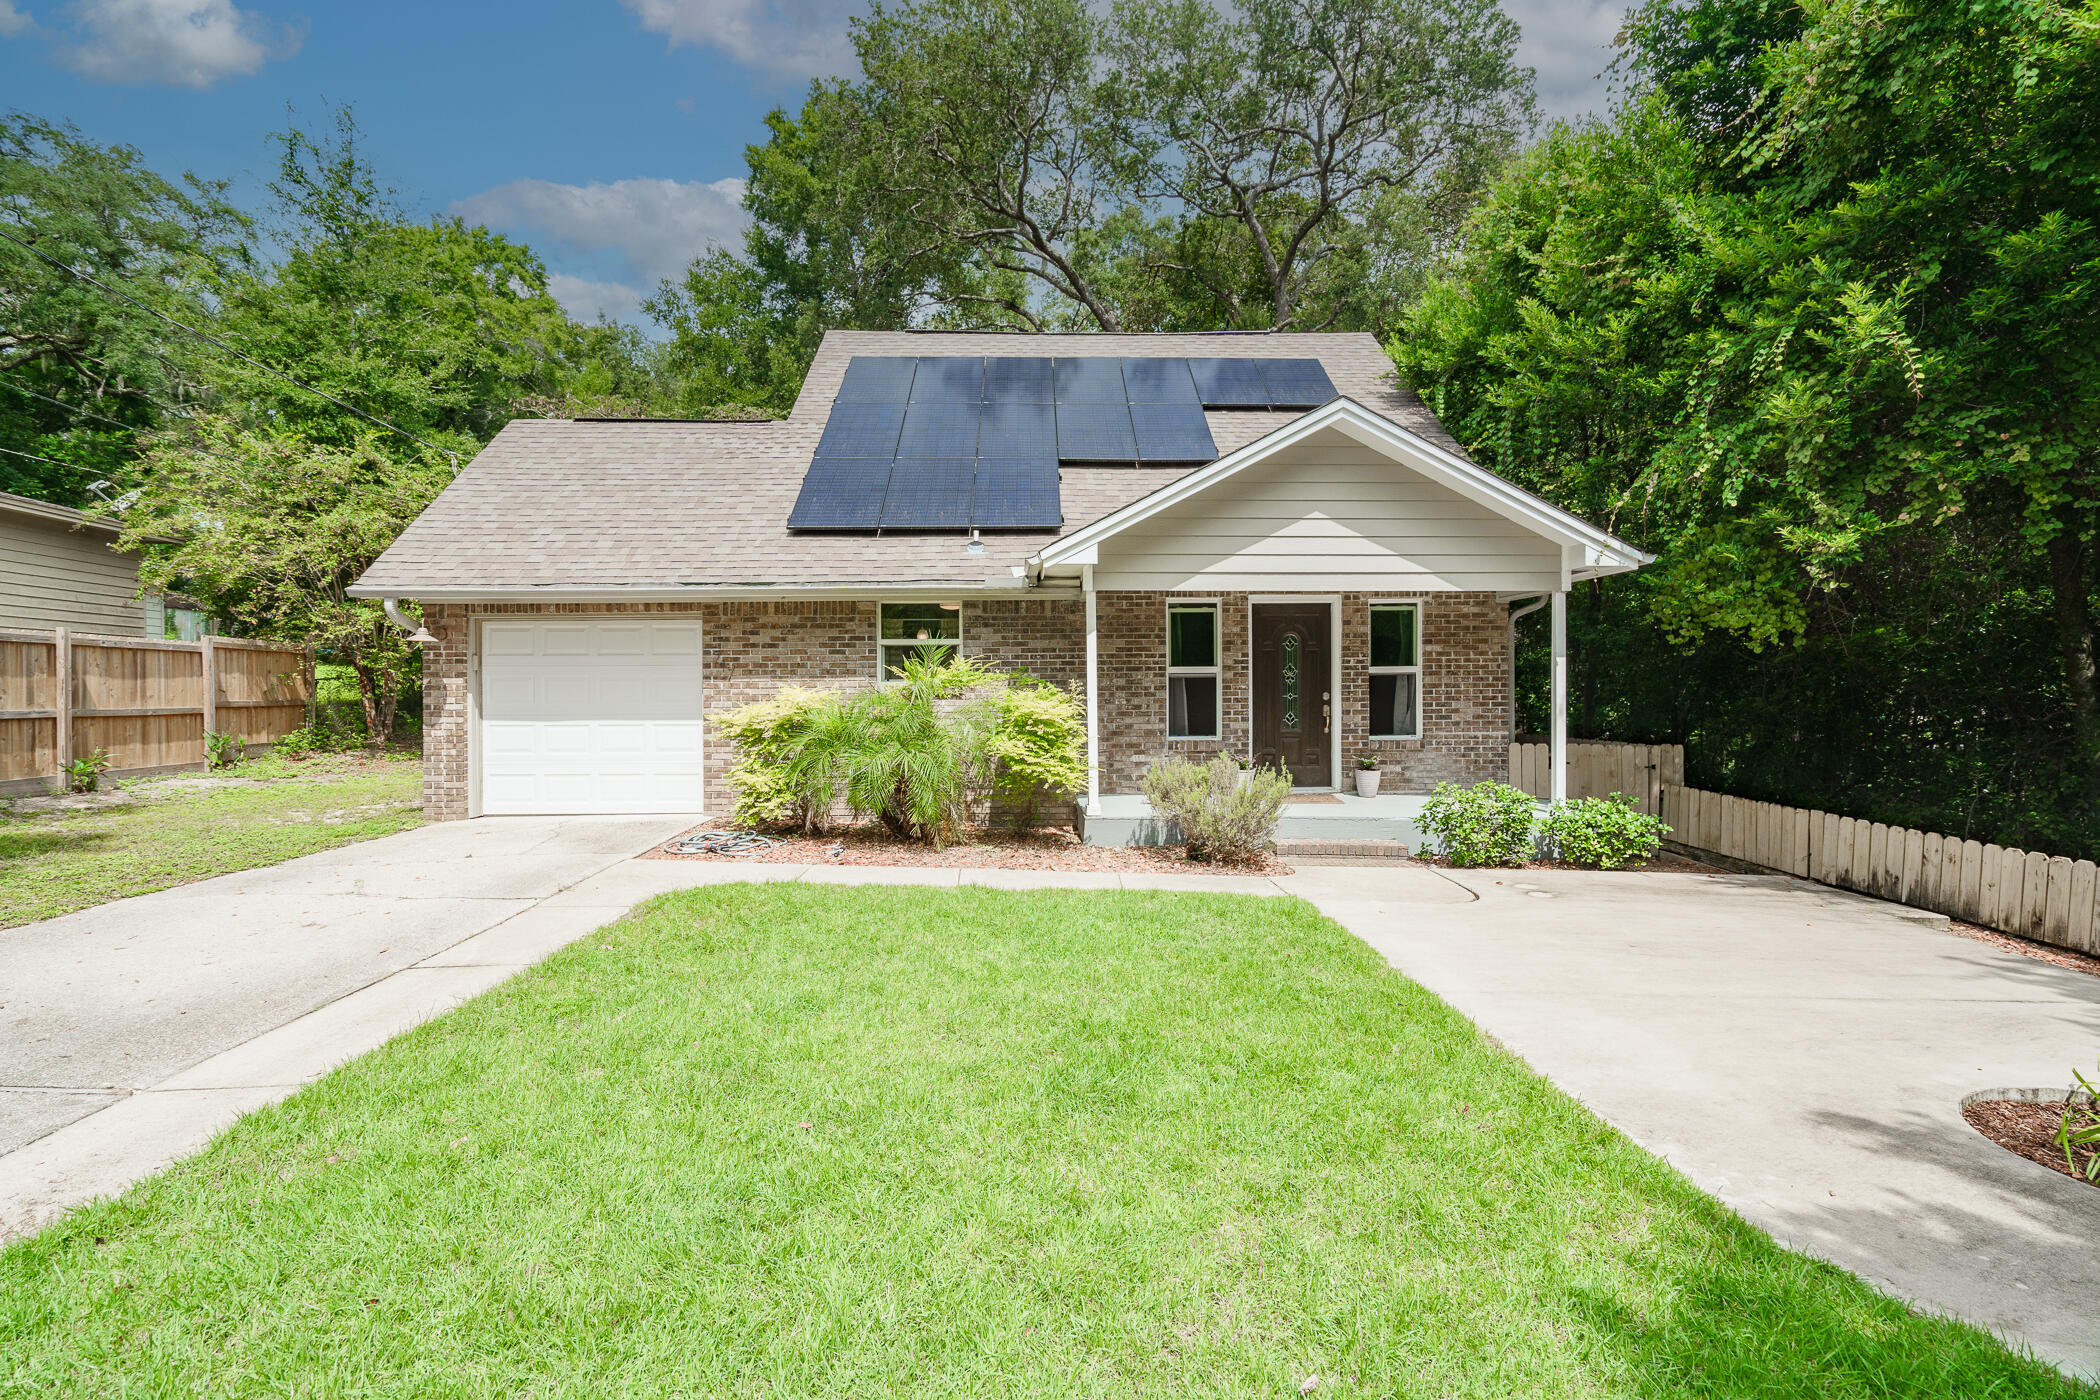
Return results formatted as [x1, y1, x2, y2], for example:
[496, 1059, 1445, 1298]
[0, 750, 422, 927]
[0, 887, 2078, 1397]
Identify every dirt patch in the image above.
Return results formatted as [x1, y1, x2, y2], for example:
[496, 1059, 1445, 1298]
[644, 825, 1293, 876]
[1945, 919, 2100, 981]
[1962, 1098, 2098, 1187]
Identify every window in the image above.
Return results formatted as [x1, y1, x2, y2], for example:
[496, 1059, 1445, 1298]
[879, 602, 960, 678]
[1167, 602, 1220, 739]
[1369, 603, 1420, 739]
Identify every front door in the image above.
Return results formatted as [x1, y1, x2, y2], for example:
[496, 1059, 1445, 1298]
[1252, 603, 1330, 787]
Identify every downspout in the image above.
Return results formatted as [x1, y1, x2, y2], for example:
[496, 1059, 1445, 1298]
[1083, 564, 1101, 820]
[1506, 595, 1546, 743]
[382, 598, 437, 645]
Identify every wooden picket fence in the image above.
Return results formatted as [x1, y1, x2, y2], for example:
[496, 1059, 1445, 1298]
[1660, 783, 2098, 955]
[0, 627, 312, 794]
[1507, 740, 1684, 816]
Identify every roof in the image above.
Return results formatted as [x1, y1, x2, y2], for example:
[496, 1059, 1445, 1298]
[1034, 398, 1650, 585]
[349, 330, 1546, 599]
[0, 490, 125, 535]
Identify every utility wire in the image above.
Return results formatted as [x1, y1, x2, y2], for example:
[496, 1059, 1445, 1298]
[0, 224, 458, 472]
[0, 378, 140, 434]
[0, 442, 111, 477]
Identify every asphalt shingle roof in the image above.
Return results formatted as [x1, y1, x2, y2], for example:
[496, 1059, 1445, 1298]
[352, 329, 1466, 594]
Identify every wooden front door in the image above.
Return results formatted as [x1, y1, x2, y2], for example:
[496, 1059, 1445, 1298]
[1252, 603, 1330, 787]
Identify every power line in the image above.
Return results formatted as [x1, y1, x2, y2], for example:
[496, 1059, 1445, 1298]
[0, 224, 458, 472]
[0, 378, 139, 434]
[0, 443, 112, 477]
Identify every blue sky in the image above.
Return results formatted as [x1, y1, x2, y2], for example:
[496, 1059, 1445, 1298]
[0, 0, 1625, 329]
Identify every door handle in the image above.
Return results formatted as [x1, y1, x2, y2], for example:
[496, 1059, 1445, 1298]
[1322, 703, 1330, 732]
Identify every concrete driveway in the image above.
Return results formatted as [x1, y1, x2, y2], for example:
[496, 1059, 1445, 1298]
[1278, 864, 2100, 1381]
[0, 816, 691, 1158]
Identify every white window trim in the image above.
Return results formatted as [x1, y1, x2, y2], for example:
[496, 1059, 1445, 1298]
[1166, 599, 1222, 741]
[1368, 600, 1423, 740]
[877, 601, 963, 679]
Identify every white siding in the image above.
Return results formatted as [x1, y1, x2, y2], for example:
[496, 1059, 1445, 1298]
[0, 513, 152, 635]
[1090, 428, 1563, 592]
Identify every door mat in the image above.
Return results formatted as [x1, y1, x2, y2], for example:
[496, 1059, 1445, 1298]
[1286, 793, 1344, 805]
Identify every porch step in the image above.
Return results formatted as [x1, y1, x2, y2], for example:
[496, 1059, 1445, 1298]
[1273, 837, 1412, 860]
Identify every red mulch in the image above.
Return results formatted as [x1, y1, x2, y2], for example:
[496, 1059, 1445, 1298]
[1962, 1098, 2099, 1187]
[643, 825, 1293, 876]
[1945, 919, 2100, 980]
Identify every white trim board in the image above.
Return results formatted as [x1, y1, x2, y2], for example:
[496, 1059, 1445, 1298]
[1031, 397, 1651, 581]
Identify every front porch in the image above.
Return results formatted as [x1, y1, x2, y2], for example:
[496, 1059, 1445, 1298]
[1077, 790, 1444, 849]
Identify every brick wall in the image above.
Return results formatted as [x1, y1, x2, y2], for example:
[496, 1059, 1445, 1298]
[415, 591, 1505, 821]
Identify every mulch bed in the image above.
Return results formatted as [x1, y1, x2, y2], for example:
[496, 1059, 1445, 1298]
[644, 825, 1293, 876]
[1945, 919, 2100, 980]
[1962, 1098, 2099, 1187]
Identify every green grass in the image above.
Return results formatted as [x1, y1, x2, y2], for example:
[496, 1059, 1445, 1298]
[0, 751, 422, 927]
[0, 886, 2081, 1397]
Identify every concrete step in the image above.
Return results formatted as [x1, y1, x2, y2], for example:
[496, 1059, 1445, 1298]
[1273, 837, 1412, 859]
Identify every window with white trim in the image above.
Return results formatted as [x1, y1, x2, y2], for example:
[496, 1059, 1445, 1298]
[1166, 602, 1220, 739]
[879, 602, 961, 678]
[1368, 603, 1420, 739]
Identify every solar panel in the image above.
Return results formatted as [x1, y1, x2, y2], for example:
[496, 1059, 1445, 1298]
[897, 401, 981, 458]
[880, 457, 976, 529]
[1257, 358, 1338, 408]
[788, 457, 891, 530]
[909, 357, 984, 403]
[1188, 357, 1269, 407]
[978, 399, 1056, 458]
[1120, 357, 1201, 404]
[1054, 357, 1126, 403]
[983, 357, 1055, 402]
[972, 458, 1061, 529]
[816, 401, 907, 458]
[1055, 403, 1137, 461]
[1131, 403, 1218, 463]
[835, 356, 918, 403]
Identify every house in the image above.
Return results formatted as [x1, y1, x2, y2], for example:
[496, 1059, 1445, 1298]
[0, 490, 169, 637]
[350, 332, 1648, 837]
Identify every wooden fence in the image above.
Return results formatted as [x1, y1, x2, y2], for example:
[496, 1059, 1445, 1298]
[1661, 784, 2098, 956]
[0, 627, 312, 793]
[1507, 740, 1685, 816]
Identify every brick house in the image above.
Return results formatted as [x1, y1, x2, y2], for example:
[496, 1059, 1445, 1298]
[351, 331, 1647, 839]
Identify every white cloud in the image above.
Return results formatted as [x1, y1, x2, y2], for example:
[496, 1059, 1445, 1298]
[0, 2, 36, 38]
[1505, 0, 1626, 124]
[622, 0, 861, 82]
[56, 0, 301, 88]
[450, 175, 750, 287]
[545, 273, 648, 325]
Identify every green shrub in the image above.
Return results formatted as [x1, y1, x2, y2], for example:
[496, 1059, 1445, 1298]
[986, 680, 1087, 830]
[713, 686, 840, 830]
[204, 730, 246, 769]
[2059, 1061, 2100, 1183]
[1538, 794, 1670, 869]
[61, 748, 113, 794]
[1419, 780, 1537, 867]
[1141, 753, 1290, 863]
[269, 708, 367, 761]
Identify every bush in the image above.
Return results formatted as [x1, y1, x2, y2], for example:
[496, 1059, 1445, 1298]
[62, 748, 113, 794]
[713, 686, 839, 830]
[270, 707, 369, 761]
[1538, 794, 1670, 869]
[204, 730, 246, 769]
[986, 679, 1087, 830]
[1141, 753, 1290, 863]
[2059, 1060, 2100, 1183]
[1419, 780, 1537, 867]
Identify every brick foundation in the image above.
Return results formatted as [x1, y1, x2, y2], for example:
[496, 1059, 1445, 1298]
[415, 591, 1507, 821]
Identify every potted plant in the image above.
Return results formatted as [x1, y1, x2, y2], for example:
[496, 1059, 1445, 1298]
[1353, 753, 1382, 798]
[1219, 750, 1255, 787]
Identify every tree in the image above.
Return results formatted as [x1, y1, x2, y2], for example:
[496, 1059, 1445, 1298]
[1109, 0, 1533, 329]
[0, 114, 246, 504]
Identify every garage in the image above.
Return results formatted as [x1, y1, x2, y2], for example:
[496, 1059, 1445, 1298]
[477, 617, 705, 815]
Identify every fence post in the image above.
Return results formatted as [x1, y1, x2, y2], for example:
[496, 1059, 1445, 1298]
[200, 634, 217, 740]
[51, 626, 71, 785]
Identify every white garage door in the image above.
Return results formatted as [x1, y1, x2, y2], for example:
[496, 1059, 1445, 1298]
[479, 618, 704, 815]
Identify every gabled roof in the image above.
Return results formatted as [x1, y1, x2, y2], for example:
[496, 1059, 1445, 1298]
[349, 329, 1623, 599]
[0, 489, 124, 535]
[1032, 398, 1651, 585]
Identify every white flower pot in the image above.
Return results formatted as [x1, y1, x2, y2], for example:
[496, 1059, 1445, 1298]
[1354, 768, 1381, 798]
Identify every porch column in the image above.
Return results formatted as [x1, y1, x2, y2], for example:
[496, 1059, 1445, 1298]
[1083, 564, 1101, 817]
[1549, 589, 1569, 804]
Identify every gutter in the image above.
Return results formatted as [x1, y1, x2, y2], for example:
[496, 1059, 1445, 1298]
[345, 580, 1084, 603]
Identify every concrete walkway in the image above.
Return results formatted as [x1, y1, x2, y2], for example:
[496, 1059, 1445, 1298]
[3, 840, 2093, 1378]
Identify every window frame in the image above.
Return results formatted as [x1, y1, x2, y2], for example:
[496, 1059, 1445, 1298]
[1165, 599, 1222, 741]
[1367, 601, 1422, 740]
[877, 601, 963, 680]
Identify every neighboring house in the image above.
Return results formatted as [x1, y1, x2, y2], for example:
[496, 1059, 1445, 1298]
[0, 490, 163, 637]
[351, 332, 1649, 832]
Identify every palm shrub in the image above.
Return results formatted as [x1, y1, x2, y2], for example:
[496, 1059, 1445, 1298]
[1418, 780, 1537, 867]
[2059, 1060, 2100, 1183]
[1141, 753, 1290, 863]
[714, 686, 840, 831]
[1538, 795, 1671, 869]
[985, 677, 1087, 830]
